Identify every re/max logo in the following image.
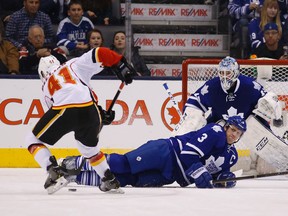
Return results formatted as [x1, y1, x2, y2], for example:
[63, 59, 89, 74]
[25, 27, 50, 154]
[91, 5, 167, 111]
[256, 137, 268, 151]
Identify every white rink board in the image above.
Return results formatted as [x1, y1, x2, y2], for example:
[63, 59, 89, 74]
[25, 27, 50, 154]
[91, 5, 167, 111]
[0, 79, 182, 149]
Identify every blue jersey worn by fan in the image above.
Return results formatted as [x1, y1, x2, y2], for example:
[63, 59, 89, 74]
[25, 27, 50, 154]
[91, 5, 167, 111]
[59, 116, 247, 189]
[56, 1, 94, 57]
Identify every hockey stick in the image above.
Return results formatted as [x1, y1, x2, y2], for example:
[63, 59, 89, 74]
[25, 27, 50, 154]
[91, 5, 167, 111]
[107, 82, 125, 113]
[212, 170, 288, 184]
[162, 82, 186, 132]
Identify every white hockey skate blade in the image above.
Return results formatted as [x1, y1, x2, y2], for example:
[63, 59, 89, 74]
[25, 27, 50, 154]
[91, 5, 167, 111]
[46, 176, 69, 195]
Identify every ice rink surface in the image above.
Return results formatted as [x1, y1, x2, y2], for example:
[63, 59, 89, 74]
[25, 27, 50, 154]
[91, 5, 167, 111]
[0, 168, 287, 216]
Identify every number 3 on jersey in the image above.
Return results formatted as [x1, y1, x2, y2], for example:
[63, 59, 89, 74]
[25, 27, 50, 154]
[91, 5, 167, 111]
[197, 133, 208, 142]
[48, 67, 77, 96]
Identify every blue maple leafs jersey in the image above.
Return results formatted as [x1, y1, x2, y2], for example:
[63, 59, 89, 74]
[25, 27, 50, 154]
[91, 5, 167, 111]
[170, 123, 237, 180]
[57, 17, 94, 51]
[185, 74, 266, 123]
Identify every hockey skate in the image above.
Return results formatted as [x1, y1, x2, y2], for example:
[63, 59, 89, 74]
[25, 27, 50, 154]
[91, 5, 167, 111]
[44, 156, 70, 195]
[57, 156, 78, 182]
[99, 169, 124, 194]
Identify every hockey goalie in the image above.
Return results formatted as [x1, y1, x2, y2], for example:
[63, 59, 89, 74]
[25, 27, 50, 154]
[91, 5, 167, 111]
[176, 56, 287, 174]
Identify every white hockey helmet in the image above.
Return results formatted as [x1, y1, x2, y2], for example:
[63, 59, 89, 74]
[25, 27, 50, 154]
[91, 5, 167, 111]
[218, 56, 240, 90]
[38, 55, 60, 82]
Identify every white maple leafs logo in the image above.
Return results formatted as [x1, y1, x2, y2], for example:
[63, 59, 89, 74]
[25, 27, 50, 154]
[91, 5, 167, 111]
[222, 106, 244, 120]
[253, 81, 261, 91]
[205, 155, 225, 174]
[200, 84, 209, 95]
[253, 81, 266, 96]
[212, 125, 222, 133]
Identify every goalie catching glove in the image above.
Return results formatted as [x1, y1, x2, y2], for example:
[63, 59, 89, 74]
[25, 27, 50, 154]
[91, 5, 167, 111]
[98, 105, 115, 125]
[112, 57, 135, 85]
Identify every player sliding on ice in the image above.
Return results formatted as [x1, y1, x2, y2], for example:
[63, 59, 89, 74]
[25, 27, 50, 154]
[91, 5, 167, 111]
[24, 47, 136, 194]
[58, 116, 247, 189]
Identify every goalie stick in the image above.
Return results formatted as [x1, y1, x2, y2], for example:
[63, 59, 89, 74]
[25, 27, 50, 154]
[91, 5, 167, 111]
[212, 170, 288, 184]
[162, 82, 186, 132]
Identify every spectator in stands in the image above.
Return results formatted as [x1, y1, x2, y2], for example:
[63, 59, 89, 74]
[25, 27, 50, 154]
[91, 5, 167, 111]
[87, 28, 104, 49]
[248, 0, 283, 51]
[250, 22, 288, 59]
[110, 31, 151, 76]
[0, 0, 67, 25]
[5, 0, 55, 50]
[81, 0, 112, 25]
[0, 20, 19, 75]
[228, 0, 264, 58]
[19, 25, 67, 75]
[86, 28, 112, 76]
[56, 0, 94, 58]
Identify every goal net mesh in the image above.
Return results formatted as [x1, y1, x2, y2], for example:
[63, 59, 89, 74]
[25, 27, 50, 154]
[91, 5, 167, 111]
[182, 59, 288, 174]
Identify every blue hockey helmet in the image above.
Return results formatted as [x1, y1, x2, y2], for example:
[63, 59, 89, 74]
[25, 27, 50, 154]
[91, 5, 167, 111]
[218, 56, 240, 90]
[225, 116, 247, 132]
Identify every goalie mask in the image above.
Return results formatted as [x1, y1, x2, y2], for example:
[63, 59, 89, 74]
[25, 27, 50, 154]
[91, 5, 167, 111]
[218, 56, 240, 90]
[38, 55, 60, 83]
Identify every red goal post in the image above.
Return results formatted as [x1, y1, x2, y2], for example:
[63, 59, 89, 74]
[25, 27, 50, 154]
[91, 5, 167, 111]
[182, 58, 288, 174]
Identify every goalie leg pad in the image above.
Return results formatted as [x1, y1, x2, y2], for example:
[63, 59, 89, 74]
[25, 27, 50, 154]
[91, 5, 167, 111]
[241, 116, 288, 171]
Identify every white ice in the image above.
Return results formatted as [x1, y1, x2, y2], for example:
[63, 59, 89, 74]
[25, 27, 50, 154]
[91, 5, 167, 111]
[0, 168, 287, 216]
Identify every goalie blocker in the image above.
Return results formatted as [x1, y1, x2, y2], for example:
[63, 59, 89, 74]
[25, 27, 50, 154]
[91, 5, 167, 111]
[241, 115, 288, 171]
[252, 92, 286, 127]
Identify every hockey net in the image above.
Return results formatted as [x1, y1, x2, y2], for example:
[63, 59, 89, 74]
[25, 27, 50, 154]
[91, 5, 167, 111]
[182, 59, 288, 174]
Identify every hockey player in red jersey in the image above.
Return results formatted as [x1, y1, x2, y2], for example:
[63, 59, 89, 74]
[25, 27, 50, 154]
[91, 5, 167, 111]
[25, 47, 136, 194]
